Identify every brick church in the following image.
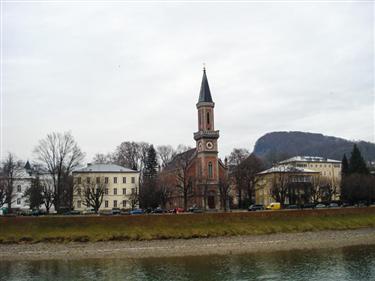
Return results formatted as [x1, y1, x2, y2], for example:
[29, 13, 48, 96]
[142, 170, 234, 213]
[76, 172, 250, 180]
[164, 68, 228, 210]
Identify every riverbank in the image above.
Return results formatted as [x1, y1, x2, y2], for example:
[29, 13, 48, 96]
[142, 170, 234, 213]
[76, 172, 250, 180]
[1, 207, 374, 244]
[1, 228, 374, 261]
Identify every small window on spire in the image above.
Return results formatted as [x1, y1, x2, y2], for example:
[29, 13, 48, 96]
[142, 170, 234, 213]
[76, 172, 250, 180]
[207, 112, 210, 125]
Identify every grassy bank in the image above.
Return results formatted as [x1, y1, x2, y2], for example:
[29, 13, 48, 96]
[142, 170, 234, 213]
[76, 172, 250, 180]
[0, 208, 374, 244]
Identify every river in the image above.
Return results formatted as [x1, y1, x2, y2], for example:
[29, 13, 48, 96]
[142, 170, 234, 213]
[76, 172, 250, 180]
[1, 244, 374, 281]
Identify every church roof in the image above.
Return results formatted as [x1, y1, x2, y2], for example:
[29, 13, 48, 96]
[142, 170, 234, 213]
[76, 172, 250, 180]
[164, 148, 196, 171]
[198, 68, 213, 103]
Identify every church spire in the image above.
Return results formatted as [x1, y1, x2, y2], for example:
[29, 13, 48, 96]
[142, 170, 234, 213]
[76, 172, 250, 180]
[198, 67, 213, 103]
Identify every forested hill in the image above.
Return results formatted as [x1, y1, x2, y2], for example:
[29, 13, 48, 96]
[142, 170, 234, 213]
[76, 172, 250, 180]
[253, 131, 375, 162]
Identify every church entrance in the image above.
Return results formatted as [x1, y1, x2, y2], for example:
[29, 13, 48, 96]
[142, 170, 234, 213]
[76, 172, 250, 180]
[208, 196, 215, 209]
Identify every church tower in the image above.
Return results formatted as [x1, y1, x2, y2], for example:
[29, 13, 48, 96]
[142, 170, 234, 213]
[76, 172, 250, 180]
[194, 67, 220, 185]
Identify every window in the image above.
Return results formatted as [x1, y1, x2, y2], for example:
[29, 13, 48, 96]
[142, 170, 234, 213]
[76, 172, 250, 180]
[122, 188, 126, 195]
[77, 188, 81, 195]
[96, 177, 100, 184]
[86, 177, 91, 184]
[77, 200, 81, 208]
[105, 200, 109, 208]
[113, 200, 117, 208]
[105, 188, 109, 195]
[131, 188, 135, 194]
[131, 177, 135, 184]
[114, 188, 117, 195]
[105, 177, 109, 184]
[123, 177, 126, 184]
[114, 177, 117, 184]
[77, 177, 81, 184]
[123, 200, 126, 207]
[207, 112, 210, 124]
[208, 162, 213, 179]
[17, 185, 21, 192]
[17, 198, 21, 205]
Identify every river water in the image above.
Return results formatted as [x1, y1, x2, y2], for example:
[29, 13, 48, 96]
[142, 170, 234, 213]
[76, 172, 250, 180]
[1, 245, 374, 281]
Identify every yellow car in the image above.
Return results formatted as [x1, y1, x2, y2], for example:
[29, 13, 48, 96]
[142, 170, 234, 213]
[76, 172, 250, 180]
[266, 202, 281, 210]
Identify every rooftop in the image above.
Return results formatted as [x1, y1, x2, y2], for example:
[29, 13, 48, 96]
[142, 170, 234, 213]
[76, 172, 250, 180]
[258, 165, 319, 175]
[73, 163, 138, 173]
[279, 156, 341, 164]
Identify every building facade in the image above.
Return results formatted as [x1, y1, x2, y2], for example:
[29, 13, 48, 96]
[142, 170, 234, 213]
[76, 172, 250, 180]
[279, 156, 341, 197]
[255, 165, 320, 206]
[255, 156, 342, 206]
[73, 163, 139, 211]
[164, 68, 228, 210]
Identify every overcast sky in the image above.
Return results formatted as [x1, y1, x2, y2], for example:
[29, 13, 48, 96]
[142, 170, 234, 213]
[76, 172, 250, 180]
[1, 1, 374, 163]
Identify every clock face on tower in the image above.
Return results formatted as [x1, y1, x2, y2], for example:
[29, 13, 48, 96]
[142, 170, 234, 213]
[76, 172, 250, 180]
[206, 141, 213, 150]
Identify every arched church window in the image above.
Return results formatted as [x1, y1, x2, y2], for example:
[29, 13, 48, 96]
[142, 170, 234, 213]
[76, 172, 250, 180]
[208, 162, 213, 179]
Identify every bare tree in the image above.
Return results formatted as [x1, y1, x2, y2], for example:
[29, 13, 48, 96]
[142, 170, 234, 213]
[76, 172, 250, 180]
[80, 177, 106, 214]
[239, 154, 264, 206]
[42, 183, 55, 214]
[1, 153, 23, 212]
[34, 132, 85, 212]
[218, 175, 231, 211]
[92, 153, 113, 164]
[0, 177, 7, 208]
[319, 176, 337, 203]
[228, 148, 250, 208]
[157, 145, 176, 168]
[270, 167, 291, 206]
[129, 189, 139, 210]
[174, 149, 194, 210]
[157, 171, 174, 209]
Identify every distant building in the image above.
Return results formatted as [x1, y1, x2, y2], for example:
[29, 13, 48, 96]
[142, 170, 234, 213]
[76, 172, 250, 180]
[2, 161, 55, 212]
[72, 163, 139, 211]
[255, 156, 342, 206]
[164, 68, 228, 210]
[279, 156, 342, 189]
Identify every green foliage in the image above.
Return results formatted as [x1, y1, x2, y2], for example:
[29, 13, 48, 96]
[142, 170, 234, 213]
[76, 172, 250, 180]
[140, 145, 160, 208]
[349, 144, 369, 174]
[23, 177, 44, 210]
[341, 154, 349, 176]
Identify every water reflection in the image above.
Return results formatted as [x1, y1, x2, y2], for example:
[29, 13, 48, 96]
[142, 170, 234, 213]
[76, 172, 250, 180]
[0, 245, 374, 281]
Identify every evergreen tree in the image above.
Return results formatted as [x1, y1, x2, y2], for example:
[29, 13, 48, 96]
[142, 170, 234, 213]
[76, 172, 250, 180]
[24, 177, 44, 210]
[348, 144, 369, 174]
[140, 145, 160, 208]
[143, 145, 158, 181]
[341, 154, 349, 176]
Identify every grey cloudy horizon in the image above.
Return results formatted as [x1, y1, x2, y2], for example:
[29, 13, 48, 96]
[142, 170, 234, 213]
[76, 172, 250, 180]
[1, 2, 374, 163]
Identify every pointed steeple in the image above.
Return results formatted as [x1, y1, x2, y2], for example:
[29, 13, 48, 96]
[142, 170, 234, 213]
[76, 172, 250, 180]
[198, 67, 213, 103]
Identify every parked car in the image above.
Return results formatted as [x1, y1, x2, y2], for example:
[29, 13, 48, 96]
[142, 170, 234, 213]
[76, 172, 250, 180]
[286, 205, 298, 210]
[82, 208, 95, 215]
[341, 202, 352, 208]
[329, 203, 339, 208]
[18, 209, 32, 216]
[173, 207, 185, 214]
[130, 209, 144, 215]
[120, 209, 131, 215]
[302, 203, 315, 209]
[266, 202, 281, 210]
[248, 204, 264, 211]
[188, 206, 203, 213]
[315, 203, 327, 209]
[152, 207, 166, 214]
[99, 210, 112, 216]
[32, 209, 47, 216]
[111, 208, 121, 215]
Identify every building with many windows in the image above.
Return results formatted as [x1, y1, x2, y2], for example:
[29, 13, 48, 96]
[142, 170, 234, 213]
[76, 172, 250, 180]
[72, 163, 139, 211]
[255, 156, 342, 206]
